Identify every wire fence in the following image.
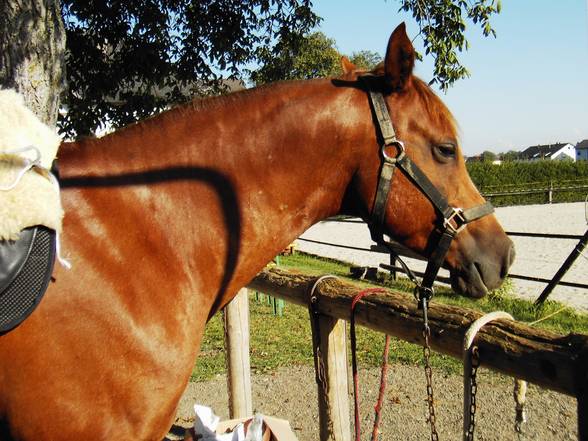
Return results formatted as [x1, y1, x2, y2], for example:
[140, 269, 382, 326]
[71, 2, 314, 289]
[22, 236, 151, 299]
[296, 218, 588, 301]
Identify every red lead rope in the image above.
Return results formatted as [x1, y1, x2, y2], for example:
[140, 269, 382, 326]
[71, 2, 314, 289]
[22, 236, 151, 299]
[350, 287, 392, 441]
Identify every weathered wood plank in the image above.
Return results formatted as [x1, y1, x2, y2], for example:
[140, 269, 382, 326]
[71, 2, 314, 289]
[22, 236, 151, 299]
[247, 267, 588, 398]
[312, 314, 351, 441]
[223, 288, 253, 418]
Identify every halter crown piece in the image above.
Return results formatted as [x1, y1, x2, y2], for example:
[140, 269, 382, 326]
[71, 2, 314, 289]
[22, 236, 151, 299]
[360, 75, 494, 309]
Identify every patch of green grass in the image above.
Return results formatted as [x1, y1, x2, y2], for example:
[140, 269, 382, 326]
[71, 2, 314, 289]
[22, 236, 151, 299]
[433, 278, 588, 335]
[192, 313, 225, 381]
[192, 296, 314, 382]
[192, 252, 588, 381]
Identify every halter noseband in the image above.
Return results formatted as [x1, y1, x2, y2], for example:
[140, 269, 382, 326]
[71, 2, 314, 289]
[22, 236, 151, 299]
[361, 76, 494, 306]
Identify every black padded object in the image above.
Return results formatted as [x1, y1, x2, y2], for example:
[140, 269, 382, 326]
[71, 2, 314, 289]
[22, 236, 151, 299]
[0, 228, 35, 293]
[0, 226, 55, 332]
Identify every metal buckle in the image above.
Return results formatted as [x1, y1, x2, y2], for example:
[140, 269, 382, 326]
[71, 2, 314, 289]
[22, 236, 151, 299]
[443, 207, 467, 235]
[381, 140, 405, 163]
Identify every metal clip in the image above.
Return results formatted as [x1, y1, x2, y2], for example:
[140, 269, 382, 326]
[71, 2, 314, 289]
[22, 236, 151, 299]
[415, 285, 434, 310]
[443, 207, 467, 235]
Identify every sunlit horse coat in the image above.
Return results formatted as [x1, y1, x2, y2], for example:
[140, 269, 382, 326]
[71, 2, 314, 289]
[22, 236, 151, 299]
[0, 24, 513, 441]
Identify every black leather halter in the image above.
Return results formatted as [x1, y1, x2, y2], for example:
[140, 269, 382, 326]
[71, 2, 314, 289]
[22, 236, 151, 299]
[361, 77, 494, 307]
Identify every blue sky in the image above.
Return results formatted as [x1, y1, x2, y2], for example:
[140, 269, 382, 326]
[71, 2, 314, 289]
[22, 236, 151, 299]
[312, 1, 588, 156]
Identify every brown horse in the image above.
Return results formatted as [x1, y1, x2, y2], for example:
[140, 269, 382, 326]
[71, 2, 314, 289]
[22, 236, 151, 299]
[0, 23, 513, 440]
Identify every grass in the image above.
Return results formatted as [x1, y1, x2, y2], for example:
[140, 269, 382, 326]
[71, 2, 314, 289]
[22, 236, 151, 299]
[191, 252, 588, 382]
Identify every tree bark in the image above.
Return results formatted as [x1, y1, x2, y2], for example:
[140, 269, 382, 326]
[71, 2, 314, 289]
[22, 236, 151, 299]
[0, 0, 65, 126]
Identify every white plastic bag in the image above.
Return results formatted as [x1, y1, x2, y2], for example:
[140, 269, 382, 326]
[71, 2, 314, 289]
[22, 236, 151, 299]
[193, 405, 245, 441]
[192, 405, 270, 441]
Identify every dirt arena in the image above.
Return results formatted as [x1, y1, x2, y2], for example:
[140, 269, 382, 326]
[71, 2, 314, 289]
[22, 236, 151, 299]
[173, 365, 577, 441]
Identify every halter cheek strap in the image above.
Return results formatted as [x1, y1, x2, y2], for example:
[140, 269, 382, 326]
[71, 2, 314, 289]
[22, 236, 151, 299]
[361, 79, 494, 305]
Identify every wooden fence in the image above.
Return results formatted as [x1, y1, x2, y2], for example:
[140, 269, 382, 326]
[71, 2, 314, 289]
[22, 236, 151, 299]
[298, 219, 588, 301]
[220, 268, 588, 441]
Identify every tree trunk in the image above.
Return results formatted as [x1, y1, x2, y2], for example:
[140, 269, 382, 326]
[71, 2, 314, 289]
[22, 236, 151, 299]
[0, 0, 65, 126]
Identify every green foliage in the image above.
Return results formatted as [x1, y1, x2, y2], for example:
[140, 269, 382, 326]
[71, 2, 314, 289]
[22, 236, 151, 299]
[480, 150, 497, 162]
[251, 32, 341, 85]
[254, 1, 502, 89]
[59, 0, 501, 136]
[349, 50, 382, 70]
[251, 33, 384, 85]
[467, 160, 588, 205]
[398, 0, 501, 91]
[60, 0, 319, 136]
[500, 150, 520, 162]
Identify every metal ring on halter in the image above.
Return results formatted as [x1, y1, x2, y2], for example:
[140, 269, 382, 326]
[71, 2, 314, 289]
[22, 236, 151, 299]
[381, 140, 405, 163]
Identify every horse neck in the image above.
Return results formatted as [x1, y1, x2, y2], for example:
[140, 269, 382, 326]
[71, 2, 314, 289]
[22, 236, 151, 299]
[59, 80, 368, 312]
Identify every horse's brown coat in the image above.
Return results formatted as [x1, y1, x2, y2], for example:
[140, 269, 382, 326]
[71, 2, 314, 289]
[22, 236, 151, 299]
[0, 24, 513, 440]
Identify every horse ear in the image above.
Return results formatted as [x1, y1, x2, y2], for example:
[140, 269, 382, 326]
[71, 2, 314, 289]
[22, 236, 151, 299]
[341, 56, 357, 74]
[384, 22, 415, 92]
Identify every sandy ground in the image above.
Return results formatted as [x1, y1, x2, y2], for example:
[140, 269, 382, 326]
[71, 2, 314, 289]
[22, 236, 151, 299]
[295, 202, 588, 311]
[171, 366, 577, 441]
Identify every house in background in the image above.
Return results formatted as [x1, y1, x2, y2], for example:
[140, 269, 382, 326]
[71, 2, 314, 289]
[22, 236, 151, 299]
[519, 143, 576, 162]
[576, 139, 588, 161]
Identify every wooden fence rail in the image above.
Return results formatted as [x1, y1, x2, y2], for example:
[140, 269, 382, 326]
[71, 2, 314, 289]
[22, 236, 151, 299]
[236, 267, 588, 440]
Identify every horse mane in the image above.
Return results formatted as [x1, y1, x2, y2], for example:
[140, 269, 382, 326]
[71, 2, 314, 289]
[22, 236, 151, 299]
[102, 80, 324, 138]
[70, 72, 456, 151]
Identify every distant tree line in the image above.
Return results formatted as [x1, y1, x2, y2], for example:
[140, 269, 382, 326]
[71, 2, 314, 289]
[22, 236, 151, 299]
[471, 150, 523, 163]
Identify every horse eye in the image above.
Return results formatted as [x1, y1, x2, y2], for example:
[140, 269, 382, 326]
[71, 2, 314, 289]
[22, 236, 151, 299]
[434, 143, 456, 160]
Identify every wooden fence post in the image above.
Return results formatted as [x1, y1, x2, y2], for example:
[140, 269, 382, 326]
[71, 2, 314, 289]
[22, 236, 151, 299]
[535, 228, 588, 305]
[389, 253, 397, 281]
[313, 314, 351, 441]
[223, 288, 253, 419]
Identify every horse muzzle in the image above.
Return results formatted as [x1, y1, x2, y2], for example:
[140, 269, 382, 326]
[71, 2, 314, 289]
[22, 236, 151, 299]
[449, 236, 515, 298]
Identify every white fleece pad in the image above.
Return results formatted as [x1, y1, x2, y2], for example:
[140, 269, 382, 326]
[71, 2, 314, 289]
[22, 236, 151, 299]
[0, 89, 63, 240]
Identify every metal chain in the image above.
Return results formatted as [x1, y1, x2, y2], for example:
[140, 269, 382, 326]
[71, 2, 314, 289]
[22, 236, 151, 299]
[422, 322, 439, 441]
[307, 276, 337, 436]
[464, 346, 480, 441]
[314, 327, 329, 395]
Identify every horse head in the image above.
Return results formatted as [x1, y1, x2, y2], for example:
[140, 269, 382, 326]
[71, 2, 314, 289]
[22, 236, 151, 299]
[344, 23, 514, 298]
